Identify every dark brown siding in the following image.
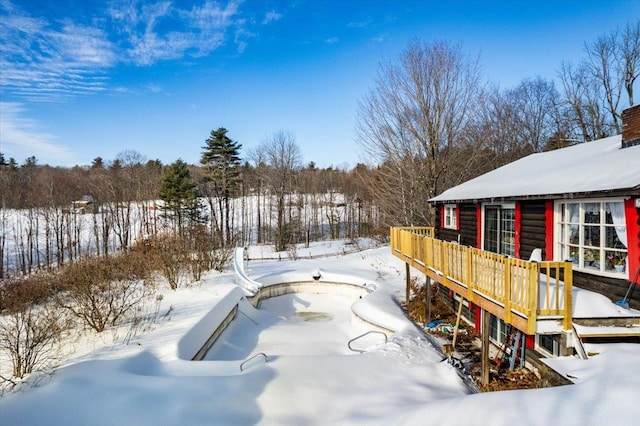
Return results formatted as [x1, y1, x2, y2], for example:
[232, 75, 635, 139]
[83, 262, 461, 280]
[435, 203, 477, 247]
[573, 272, 640, 310]
[520, 201, 547, 260]
[459, 203, 477, 247]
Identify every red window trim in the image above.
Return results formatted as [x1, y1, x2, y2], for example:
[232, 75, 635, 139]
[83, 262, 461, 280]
[515, 202, 522, 259]
[624, 199, 639, 283]
[544, 201, 554, 261]
[476, 204, 482, 249]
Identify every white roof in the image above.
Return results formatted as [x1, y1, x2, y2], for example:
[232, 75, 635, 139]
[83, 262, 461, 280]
[431, 135, 640, 202]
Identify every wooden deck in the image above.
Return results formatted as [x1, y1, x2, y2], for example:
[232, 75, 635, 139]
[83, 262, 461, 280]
[391, 227, 573, 335]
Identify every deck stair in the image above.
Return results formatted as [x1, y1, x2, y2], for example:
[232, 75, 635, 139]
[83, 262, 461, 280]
[494, 325, 526, 370]
[572, 266, 640, 341]
[572, 317, 640, 340]
[571, 325, 589, 360]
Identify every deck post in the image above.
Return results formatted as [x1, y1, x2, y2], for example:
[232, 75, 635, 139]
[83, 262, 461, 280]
[425, 276, 432, 326]
[405, 262, 411, 304]
[481, 308, 490, 386]
[563, 263, 573, 330]
[504, 258, 512, 325]
[452, 296, 464, 348]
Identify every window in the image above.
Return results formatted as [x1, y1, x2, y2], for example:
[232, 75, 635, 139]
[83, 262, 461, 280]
[483, 204, 515, 256]
[536, 334, 560, 357]
[557, 200, 627, 275]
[444, 204, 457, 230]
[489, 314, 507, 344]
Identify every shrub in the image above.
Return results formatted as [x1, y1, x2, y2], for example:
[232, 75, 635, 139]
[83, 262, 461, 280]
[0, 301, 66, 379]
[146, 233, 189, 290]
[0, 275, 52, 313]
[53, 251, 155, 333]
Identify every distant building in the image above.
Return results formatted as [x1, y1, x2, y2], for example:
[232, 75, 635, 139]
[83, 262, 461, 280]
[71, 195, 97, 214]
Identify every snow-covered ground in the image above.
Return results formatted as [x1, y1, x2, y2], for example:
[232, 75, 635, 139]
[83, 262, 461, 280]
[1, 241, 639, 425]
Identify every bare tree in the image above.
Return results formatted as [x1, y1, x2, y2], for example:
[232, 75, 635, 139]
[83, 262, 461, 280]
[255, 130, 302, 251]
[621, 21, 640, 106]
[575, 20, 640, 134]
[511, 77, 562, 153]
[108, 150, 147, 251]
[356, 40, 482, 226]
[584, 32, 623, 133]
[558, 61, 611, 141]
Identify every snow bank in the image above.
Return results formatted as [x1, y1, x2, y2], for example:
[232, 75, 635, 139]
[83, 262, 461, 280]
[176, 286, 245, 360]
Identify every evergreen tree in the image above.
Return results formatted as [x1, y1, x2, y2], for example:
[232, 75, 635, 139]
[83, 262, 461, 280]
[159, 159, 202, 232]
[109, 158, 122, 170]
[200, 128, 242, 244]
[91, 157, 105, 169]
[22, 156, 38, 168]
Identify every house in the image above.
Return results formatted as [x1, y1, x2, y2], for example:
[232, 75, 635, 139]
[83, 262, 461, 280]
[430, 105, 640, 306]
[70, 195, 97, 214]
[391, 105, 640, 365]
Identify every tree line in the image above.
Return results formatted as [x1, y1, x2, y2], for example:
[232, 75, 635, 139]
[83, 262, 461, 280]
[0, 130, 384, 279]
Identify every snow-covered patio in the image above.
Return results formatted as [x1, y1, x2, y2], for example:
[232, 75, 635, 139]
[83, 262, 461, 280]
[1, 242, 639, 425]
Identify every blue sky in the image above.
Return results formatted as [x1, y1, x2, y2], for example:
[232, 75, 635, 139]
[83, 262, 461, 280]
[1, 0, 638, 169]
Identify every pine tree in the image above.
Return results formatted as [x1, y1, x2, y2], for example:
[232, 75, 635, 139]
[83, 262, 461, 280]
[200, 128, 242, 244]
[159, 159, 202, 232]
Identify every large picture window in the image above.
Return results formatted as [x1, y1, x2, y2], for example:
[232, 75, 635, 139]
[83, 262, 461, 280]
[483, 205, 515, 256]
[557, 200, 628, 275]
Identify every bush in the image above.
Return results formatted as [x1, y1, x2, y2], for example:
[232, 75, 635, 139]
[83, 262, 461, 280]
[186, 226, 234, 275]
[145, 233, 190, 290]
[0, 301, 66, 379]
[53, 251, 155, 333]
[0, 275, 52, 313]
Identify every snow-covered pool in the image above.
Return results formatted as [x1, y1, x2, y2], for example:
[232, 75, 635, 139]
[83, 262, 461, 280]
[203, 292, 386, 360]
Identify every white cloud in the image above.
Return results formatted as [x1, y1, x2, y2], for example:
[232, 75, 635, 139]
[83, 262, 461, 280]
[347, 18, 373, 29]
[0, 102, 76, 165]
[146, 83, 162, 93]
[234, 26, 255, 54]
[1, 0, 250, 102]
[263, 10, 282, 24]
[371, 34, 385, 43]
[325, 37, 339, 44]
[115, 0, 243, 65]
[0, 1, 116, 101]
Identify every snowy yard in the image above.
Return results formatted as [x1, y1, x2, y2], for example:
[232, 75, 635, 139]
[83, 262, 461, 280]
[1, 242, 639, 425]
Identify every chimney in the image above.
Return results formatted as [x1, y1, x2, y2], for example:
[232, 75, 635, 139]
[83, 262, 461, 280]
[621, 104, 640, 148]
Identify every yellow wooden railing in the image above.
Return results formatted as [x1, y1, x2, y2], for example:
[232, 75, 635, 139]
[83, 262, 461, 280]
[391, 227, 573, 334]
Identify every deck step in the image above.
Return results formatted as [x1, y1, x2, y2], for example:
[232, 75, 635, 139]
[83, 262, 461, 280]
[573, 323, 640, 338]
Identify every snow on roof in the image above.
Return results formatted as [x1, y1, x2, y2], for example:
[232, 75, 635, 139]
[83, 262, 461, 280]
[430, 135, 640, 203]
